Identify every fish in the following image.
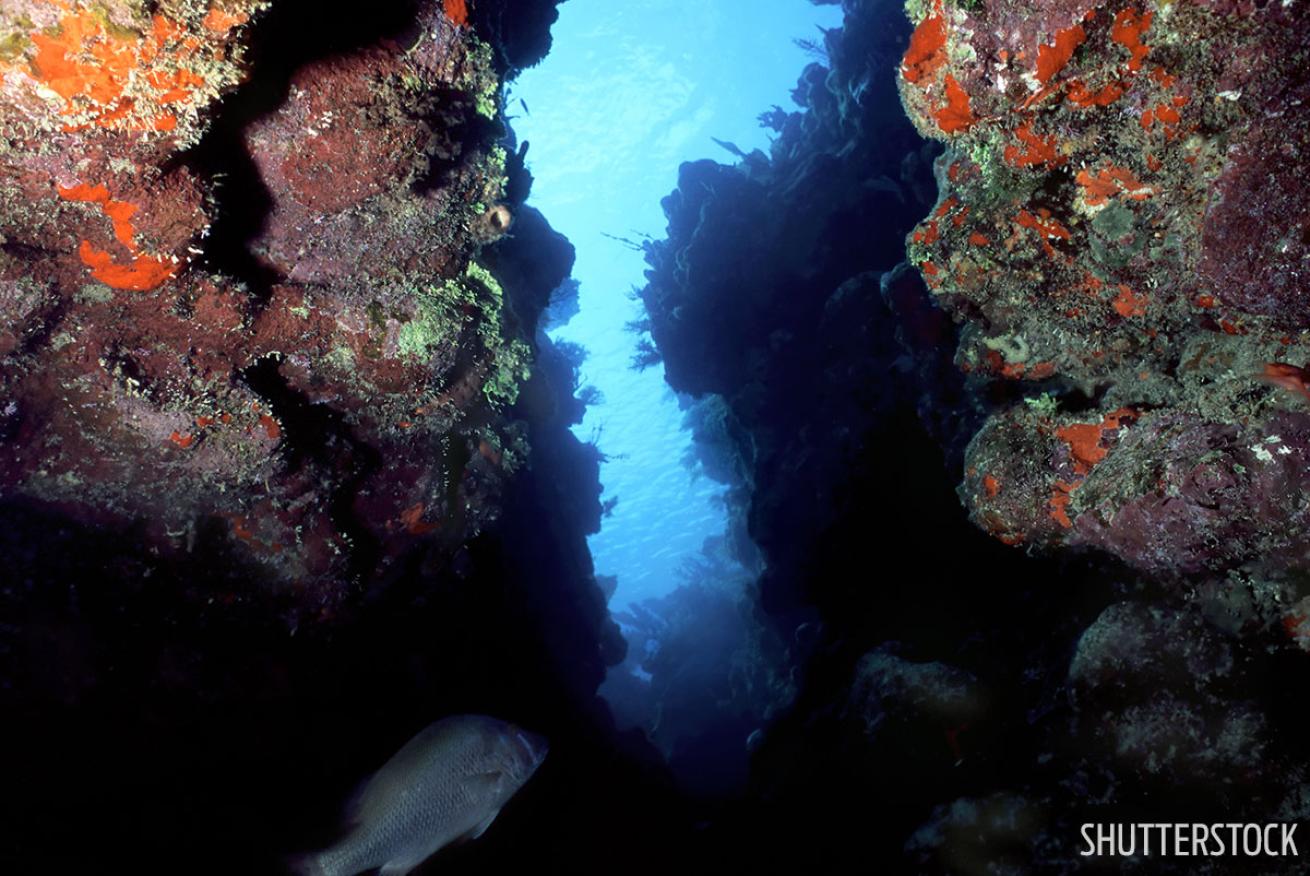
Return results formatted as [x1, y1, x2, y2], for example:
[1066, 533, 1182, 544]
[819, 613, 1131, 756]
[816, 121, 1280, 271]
[293, 715, 548, 876]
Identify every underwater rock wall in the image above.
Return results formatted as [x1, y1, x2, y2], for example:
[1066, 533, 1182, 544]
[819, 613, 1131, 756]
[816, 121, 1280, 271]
[888, 1, 1310, 864]
[636, 0, 1014, 859]
[639, 0, 1310, 871]
[0, 2, 686, 871]
[0, 0, 537, 614]
[639, 0, 949, 622]
[900, 0, 1310, 590]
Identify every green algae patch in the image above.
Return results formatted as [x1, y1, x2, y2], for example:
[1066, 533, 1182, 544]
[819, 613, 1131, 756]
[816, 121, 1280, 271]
[397, 278, 479, 362]
[396, 261, 531, 410]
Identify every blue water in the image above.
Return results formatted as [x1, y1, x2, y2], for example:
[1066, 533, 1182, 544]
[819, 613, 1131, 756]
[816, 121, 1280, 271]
[513, 0, 844, 609]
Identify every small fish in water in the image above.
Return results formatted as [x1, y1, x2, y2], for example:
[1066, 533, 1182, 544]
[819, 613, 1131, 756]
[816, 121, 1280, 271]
[293, 715, 548, 876]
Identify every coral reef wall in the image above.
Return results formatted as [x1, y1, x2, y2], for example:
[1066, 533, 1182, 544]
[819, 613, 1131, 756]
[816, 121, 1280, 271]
[0, 0, 534, 614]
[0, 2, 685, 872]
[900, 0, 1310, 592]
[638, 0, 1310, 871]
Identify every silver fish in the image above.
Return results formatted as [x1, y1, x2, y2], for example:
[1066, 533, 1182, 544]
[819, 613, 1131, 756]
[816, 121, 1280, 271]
[295, 715, 548, 876]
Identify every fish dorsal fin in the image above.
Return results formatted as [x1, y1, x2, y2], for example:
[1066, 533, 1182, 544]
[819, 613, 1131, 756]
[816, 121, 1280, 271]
[348, 718, 477, 824]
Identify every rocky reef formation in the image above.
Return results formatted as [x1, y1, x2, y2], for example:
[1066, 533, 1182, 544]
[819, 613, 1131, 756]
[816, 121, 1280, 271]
[900, 0, 1310, 592]
[0, 1, 689, 871]
[0, 0, 538, 614]
[7, 0, 1310, 869]
[639, 0, 949, 623]
[891, 0, 1310, 865]
[636, 0, 1310, 871]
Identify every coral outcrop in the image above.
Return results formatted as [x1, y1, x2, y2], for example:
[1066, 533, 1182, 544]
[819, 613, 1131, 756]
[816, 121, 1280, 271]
[1, 0, 534, 616]
[897, 0, 1310, 595]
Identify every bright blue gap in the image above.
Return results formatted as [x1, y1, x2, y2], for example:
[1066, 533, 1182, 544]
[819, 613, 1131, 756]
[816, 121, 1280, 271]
[514, 0, 844, 610]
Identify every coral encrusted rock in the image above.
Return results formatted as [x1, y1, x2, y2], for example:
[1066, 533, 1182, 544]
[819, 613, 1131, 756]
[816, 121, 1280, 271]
[0, 1, 538, 621]
[897, 0, 1310, 591]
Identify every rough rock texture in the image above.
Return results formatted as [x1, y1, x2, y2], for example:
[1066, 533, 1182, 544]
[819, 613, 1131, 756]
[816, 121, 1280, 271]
[1, 0, 534, 619]
[636, 0, 1310, 871]
[897, 0, 1310, 597]
[0, 2, 694, 872]
[890, 1, 1310, 859]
